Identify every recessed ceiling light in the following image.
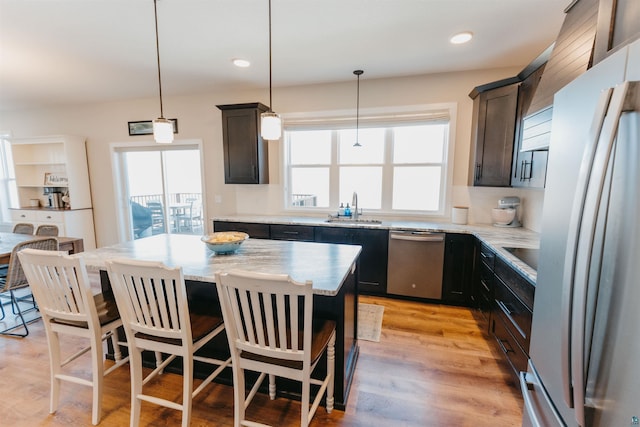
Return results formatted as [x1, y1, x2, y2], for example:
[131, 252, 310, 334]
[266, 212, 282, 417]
[450, 31, 473, 45]
[232, 58, 251, 68]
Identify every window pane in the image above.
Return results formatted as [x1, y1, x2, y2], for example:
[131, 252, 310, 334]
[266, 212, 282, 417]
[164, 150, 202, 196]
[339, 166, 382, 209]
[393, 166, 441, 211]
[125, 152, 163, 196]
[291, 167, 329, 207]
[393, 124, 446, 163]
[289, 130, 331, 164]
[339, 128, 385, 164]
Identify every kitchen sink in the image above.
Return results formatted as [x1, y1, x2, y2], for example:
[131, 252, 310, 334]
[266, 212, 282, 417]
[325, 216, 383, 225]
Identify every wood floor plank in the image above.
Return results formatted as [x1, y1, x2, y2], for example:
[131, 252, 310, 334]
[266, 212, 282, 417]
[0, 295, 523, 426]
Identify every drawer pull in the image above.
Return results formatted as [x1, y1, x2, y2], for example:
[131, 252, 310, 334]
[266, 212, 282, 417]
[480, 279, 491, 293]
[497, 300, 527, 339]
[497, 338, 514, 354]
[497, 300, 513, 315]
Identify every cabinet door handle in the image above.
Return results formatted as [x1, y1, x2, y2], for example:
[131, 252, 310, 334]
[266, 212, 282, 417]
[520, 160, 532, 181]
[475, 163, 482, 181]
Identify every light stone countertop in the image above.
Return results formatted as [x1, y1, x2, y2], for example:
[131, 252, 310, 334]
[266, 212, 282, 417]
[213, 215, 541, 283]
[75, 233, 361, 296]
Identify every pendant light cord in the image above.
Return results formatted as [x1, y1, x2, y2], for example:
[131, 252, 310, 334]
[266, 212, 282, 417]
[154, 0, 165, 119]
[354, 69, 363, 147]
[268, 0, 273, 112]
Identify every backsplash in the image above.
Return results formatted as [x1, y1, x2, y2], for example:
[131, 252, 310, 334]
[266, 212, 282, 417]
[452, 185, 544, 232]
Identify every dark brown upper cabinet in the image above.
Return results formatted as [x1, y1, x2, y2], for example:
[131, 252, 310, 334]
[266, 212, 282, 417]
[512, 62, 549, 188]
[593, 0, 640, 64]
[469, 80, 520, 187]
[217, 103, 270, 184]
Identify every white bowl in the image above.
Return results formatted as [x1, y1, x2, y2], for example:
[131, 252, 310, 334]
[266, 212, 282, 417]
[201, 231, 249, 254]
[492, 208, 516, 225]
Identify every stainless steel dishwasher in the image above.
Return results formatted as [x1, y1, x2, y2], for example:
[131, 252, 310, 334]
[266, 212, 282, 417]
[387, 230, 445, 299]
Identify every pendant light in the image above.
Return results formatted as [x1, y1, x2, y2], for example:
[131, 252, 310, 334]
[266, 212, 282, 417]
[353, 69, 364, 147]
[260, 0, 282, 140]
[152, 0, 173, 144]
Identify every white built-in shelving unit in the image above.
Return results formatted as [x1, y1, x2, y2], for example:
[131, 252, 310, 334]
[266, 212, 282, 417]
[10, 135, 96, 249]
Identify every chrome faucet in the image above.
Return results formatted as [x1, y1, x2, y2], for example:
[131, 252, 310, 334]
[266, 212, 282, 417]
[352, 192, 359, 220]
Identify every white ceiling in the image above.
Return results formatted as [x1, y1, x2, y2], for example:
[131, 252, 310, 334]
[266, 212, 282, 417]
[0, 0, 568, 112]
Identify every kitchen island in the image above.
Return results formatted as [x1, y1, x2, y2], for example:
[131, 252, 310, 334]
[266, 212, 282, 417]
[76, 233, 362, 409]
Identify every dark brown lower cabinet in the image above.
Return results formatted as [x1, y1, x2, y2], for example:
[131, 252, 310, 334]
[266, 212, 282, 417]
[491, 312, 529, 375]
[490, 255, 534, 379]
[315, 226, 388, 295]
[269, 224, 315, 241]
[213, 220, 270, 238]
[441, 233, 475, 305]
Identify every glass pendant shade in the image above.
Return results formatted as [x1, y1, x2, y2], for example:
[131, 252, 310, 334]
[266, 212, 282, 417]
[153, 118, 174, 144]
[260, 111, 282, 140]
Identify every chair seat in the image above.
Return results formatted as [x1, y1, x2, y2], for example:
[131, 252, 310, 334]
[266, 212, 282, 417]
[240, 319, 336, 370]
[135, 312, 224, 347]
[50, 292, 121, 329]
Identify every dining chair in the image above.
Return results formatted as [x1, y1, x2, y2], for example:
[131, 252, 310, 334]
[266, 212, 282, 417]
[106, 258, 232, 427]
[12, 222, 34, 235]
[0, 237, 58, 337]
[146, 201, 165, 234]
[17, 248, 129, 425]
[215, 269, 336, 427]
[35, 224, 60, 237]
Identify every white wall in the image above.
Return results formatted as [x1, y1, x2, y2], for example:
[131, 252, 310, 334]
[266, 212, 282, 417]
[0, 66, 545, 246]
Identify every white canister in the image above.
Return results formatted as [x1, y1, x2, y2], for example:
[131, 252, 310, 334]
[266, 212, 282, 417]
[452, 206, 469, 225]
[29, 199, 40, 207]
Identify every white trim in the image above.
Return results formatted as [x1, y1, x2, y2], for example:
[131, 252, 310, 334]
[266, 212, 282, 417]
[282, 103, 452, 130]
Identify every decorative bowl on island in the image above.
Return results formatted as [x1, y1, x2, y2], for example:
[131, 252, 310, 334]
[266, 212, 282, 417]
[201, 231, 249, 254]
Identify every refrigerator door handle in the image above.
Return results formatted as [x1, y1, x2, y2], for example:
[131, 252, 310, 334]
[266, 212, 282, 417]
[560, 87, 613, 410]
[568, 81, 633, 427]
[520, 362, 565, 427]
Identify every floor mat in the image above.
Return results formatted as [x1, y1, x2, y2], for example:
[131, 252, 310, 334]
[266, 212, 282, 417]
[358, 303, 384, 342]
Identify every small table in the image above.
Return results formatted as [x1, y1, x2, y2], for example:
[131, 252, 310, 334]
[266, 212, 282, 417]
[169, 203, 191, 232]
[0, 232, 84, 264]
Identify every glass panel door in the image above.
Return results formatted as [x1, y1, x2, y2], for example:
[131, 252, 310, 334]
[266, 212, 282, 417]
[118, 146, 203, 240]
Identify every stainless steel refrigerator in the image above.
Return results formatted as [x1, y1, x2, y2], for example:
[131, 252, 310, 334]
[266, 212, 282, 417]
[521, 38, 640, 426]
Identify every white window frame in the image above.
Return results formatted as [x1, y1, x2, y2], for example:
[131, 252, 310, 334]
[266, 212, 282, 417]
[110, 139, 206, 242]
[282, 103, 457, 217]
[0, 134, 18, 227]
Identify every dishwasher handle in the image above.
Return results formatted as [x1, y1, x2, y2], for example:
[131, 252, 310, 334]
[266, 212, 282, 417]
[390, 232, 444, 243]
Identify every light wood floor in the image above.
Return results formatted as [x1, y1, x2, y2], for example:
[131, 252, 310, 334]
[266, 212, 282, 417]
[0, 295, 523, 426]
